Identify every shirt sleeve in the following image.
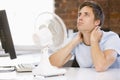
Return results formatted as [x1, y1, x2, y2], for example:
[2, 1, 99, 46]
[103, 32, 120, 55]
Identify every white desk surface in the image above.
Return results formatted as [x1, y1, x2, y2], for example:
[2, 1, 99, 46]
[15, 67, 120, 80]
[0, 53, 120, 80]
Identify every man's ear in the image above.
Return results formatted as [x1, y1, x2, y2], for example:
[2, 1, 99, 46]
[95, 20, 100, 26]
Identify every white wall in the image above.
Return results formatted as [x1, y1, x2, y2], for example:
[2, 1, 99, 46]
[0, 0, 54, 46]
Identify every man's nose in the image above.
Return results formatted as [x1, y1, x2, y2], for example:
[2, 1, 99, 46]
[78, 15, 83, 21]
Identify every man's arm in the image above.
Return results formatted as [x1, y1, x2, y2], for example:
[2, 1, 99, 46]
[49, 32, 82, 67]
[91, 42, 117, 72]
[90, 27, 117, 72]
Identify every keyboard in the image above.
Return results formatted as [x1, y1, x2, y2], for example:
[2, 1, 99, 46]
[15, 63, 36, 72]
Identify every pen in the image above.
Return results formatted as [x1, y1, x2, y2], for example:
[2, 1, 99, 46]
[34, 74, 65, 78]
[44, 74, 64, 78]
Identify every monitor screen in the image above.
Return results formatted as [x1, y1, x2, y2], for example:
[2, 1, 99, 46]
[0, 10, 17, 59]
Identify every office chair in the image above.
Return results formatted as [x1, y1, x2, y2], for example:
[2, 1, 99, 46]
[63, 57, 79, 67]
[71, 57, 79, 67]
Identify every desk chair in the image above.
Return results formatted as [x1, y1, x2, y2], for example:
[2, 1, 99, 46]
[71, 57, 79, 67]
[63, 57, 79, 67]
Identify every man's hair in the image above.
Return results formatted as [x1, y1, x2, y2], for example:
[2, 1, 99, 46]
[79, 1, 104, 26]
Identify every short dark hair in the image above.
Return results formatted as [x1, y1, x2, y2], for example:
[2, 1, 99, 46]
[79, 1, 104, 26]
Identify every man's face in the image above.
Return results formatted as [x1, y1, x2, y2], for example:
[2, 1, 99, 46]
[77, 6, 98, 33]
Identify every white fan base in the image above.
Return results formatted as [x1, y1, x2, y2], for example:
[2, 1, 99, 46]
[32, 49, 66, 77]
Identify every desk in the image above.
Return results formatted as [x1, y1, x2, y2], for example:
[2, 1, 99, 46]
[65, 68, 120, 80]
[0, 53, 120, 80]
[15, 67, 120, 80]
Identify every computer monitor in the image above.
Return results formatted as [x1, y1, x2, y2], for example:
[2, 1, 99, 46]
[0, 10, 17, 59]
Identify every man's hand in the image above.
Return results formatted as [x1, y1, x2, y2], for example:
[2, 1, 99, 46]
[90, 26, 102, 43]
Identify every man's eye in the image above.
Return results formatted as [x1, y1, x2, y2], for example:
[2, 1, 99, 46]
[85, 13, 89, 16]
[78, 13, 81, 17]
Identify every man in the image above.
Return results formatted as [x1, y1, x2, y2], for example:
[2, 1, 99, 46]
[49, 1, 120, 72]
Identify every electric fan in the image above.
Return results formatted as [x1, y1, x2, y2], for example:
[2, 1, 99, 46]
[32, 12, 67, 77]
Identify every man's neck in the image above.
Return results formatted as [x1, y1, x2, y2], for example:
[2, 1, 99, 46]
[82, 32, 91, 46]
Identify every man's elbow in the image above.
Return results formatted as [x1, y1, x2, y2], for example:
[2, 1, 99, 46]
[49, 57, 63, 67]
[49, 56, 57, 66]
[95, 64, 107, 72]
